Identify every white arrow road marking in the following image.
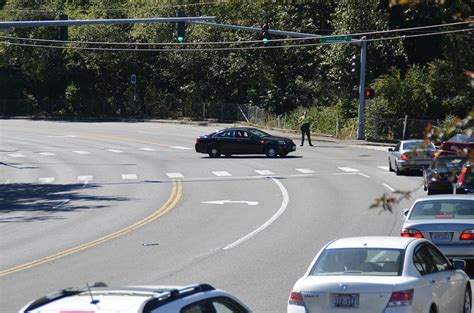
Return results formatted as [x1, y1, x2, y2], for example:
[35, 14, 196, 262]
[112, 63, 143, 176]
[383, 183, 396, 192]
[166, 173, 184, 178]
[107, 149, 124, 153]
[39, 177, 55, 183]
[255, 170, 274, 175]
[139, 147, 157, 152]
[212, 171, 232, 177]
[122, 174, 138, 180]
[38, 152, 56, 156]
[171, 146, 191, 150]
[7, 154, 25, 158]
[77, 175, 93, 182]
[202, 200, 258, 206]
[378, 166, 390, 171]
[295, 168, 315, 174]
[73, 151, 90, 155]
[223, 177, 289, 250]
[338, 167, 360, 172]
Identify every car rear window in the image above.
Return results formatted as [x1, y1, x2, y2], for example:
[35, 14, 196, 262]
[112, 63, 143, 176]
[432, 157, 468, 170]
[448, 134, 474, 142]
[310, 248, 403, 276]
[402, 141, 435, 150]
[409, 199, 474, 220]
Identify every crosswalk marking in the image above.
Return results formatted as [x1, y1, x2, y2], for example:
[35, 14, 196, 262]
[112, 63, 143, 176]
[39, 177, 55, 183]
[212, 171, 232, 177]
[255, 170, 275, 175]
[73, 151, 90, 155]
[121, 174, 138, 180]
[139, 148, 157, 152]
[171, 146, 192, 150]
[166, 173, 184, 178]
[295, 168, 315, 174]
[77, 175, 93, 182]
[107, 149, 124, 153]
[338, 167, 360, 172]
[378, 166, 390, 171]
[38, 152, 56, 156]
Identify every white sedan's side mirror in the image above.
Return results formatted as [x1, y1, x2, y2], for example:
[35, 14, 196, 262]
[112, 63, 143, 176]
[403, 209, 409, 217]
[388, 148, 394, 152]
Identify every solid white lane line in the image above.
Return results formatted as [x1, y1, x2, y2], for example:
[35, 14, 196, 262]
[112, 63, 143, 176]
[107, 149, 124, 153]
[338, 167, 360, 172]
[378, 166, 390, 171]
[72, 151, 90, 155]
[38, 152, 56, 156]
[166, 173, 184, 178]
[223, 177, 289, 250]
[139, 147, 157, 152]
[47, 135, 78, 138]
[383, 183, 396, 192]
[295, 168, 315, 174]
[39, 177, 55, 183]
[77, 175, 93, 182]
[212, 171, 232, 177]
[255, 170, 275, 175]
[171, 146, 192, 150]
[7, 154, 25, 158]
[122, 174, 138, 180]
[358, 173, 371, 178]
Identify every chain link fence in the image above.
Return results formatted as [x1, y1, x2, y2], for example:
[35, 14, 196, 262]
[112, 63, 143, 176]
[366, 115, 438, 142]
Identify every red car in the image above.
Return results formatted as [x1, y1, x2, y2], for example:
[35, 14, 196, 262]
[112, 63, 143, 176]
[437, 134, 473, 157]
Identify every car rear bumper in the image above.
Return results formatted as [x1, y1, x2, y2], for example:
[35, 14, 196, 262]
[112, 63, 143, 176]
[436, 244, 474, 259]
[195, 143, 208, 153]
[397, 160, 432, 171]
[427, 180, 454, 192]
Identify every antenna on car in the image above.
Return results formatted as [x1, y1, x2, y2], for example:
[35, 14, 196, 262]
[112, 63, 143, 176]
[86, 282, 99, 305]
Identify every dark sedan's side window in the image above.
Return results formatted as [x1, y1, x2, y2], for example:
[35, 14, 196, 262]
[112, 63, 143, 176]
[218, 131, 235, 138]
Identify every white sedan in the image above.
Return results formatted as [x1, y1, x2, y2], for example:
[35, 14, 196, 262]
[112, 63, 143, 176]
[288, 236, 471, 313]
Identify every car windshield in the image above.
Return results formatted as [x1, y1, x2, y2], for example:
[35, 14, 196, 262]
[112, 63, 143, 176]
[409, 199, 474, 220]
[448, 134, 474, 143]
[402, 141, 435, 150]
[310, 248, 402, 276]
[248, 129, 270, 137]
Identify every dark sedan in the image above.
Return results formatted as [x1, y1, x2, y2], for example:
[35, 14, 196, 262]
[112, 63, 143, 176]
[195, 127, 296, 158]
[437, 133, 474, 157]
[423, 156, 468, 195]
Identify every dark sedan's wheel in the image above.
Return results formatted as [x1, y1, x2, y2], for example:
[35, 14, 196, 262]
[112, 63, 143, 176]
[208, 145, 221, 158]
[265, 145, 277, 158]
[463, 287, 471, 313]
[427, 186, 435, 195]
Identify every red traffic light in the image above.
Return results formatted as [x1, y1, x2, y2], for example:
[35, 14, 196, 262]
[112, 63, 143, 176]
[365, 87, 375, 99]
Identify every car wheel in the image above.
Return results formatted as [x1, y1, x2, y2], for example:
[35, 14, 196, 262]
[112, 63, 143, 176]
[463, 287, 471, 313]
[427, 187, 434, 195]
[395, 164, 403, 176]
[389, 160, 394, 172]
[224, 154, 232, 158]
[265, 145, 277, 158]
[429, 305, 437, 313]
[208, 145, 221, 158]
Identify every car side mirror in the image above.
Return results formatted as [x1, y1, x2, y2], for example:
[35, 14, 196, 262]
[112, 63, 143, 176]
[451, 259, 466, 270]
[388, 148, 394, 152]
[403, 209, 409, 217]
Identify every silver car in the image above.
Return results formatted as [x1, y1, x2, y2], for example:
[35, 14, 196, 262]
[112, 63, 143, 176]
[401, 194, 474, 260]
[388, 140, 436, 175]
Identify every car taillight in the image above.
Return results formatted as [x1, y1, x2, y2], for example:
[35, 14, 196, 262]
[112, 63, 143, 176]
[400, 155, 408, 160]
[458, 167, 468, 186]
[387, 289, 414, 307]
[288, 291, 305, 306]
[460, 229, 474, 240]
[400, 228, 423, 238]
[195, 138, 200, 144]
[259, 140, 265, 144]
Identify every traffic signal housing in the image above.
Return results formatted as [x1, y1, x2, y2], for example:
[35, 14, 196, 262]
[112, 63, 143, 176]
[176, 10, 185, 42]
[261, 24, 270, 44]
[59, 14, 68, 41]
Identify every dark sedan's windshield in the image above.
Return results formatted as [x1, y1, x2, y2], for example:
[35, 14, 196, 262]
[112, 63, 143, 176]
[248, 129, 270, 137]
[409, 199, 474, 220]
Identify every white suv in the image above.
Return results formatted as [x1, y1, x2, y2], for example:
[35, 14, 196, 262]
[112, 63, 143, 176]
[19, 282, 252, 313]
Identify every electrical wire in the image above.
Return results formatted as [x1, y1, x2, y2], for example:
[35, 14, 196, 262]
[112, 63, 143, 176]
[0, 28, 470, 52]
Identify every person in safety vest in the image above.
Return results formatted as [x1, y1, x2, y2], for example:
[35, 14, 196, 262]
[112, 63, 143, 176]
[299, 111, 313, 146]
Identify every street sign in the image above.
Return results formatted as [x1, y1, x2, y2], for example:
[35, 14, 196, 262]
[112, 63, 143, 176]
[320, 36, 352, 43]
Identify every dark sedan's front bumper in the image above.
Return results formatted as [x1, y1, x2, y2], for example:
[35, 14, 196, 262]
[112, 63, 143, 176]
[277, 142, 296, 154]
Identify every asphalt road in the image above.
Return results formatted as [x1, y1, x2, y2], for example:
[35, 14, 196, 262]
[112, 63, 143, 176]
[0, 119, 472, 312]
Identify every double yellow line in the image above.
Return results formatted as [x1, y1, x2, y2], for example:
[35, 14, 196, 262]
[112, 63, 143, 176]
[0, 180, 182, 277]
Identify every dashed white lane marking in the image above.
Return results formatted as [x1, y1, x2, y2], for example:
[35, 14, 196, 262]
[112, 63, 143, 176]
[77, 175, 93, 182]
[166, 173, 184, 178]
[7, 154, 25, 158]
[212, 171, 232, 177]
[171, 146, 192, 150]
[107, 149, 124, 153]
[358, 173, 371, 178]
[38, 152, 56, 156]
[39, 177, 55, 183]
[383, 183, 396, 192]
[338, 167, 360, 172]
[295, 168, 315, 174]
[378, 166, 390, 171]
[255, 170, 275, 175]
[121, 174, 138, 180]
[47, 135, 78, 138]
[139, 147, 157, 152]
[73, 151, 90, 155]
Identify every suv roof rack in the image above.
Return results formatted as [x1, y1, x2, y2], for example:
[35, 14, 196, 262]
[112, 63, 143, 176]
[142, 283, 215, 313]
[22, 282, 108, 312]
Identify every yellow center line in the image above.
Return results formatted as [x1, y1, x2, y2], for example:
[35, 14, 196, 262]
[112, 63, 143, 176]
[0, 179, 183, 277]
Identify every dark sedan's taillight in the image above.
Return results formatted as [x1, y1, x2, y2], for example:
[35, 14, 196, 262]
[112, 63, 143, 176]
[457, 167, 468, 186]
[195, 137, 200, 144]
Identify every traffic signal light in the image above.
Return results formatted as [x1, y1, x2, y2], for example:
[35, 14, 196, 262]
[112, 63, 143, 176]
[59, 14, 68, 41]
[351, 54, 360, 77]
[261, 24, 270, 44]
[176, 10, 185, 42]
[365, 87, 375, 99]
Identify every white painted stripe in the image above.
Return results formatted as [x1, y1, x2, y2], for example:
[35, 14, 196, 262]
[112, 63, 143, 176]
[358, 173, 371, 178]
[383, 183, 396, 192]
[107, 149, 124, 153]
[295, 168, 315, 174]
[224, 177, 289, 250]
[378, 166, 390, 171]
[47, 135, 78, 138]
[171, 146, 192, 150]
[39, 177, 55, 183]
[255, 170, 275, 175]
[38, 152, 56, 156]
[166, 173, 184, 178]
[77, 175, 93, 181]
[349, 144, 392, 151]
[73, 151, 90, 155]
[7, 153, 25, 158]
[212, 171, 232, 177]
[122, 174, 138, 180]
[139, 147, 157, 152]
[338, 167, 360, 172]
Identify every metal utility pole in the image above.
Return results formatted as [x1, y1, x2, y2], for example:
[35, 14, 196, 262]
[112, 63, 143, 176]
[357, 36, 367, 140]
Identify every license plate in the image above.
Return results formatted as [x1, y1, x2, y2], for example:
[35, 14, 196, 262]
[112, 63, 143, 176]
[332, 294, 358, 308]
[431, 232, 452, 241]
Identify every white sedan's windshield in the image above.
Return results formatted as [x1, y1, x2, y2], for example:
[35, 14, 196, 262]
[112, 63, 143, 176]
[310, 248, 402, 276]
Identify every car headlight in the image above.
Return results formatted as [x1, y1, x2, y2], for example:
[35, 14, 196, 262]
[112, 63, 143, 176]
[278, 140, 286, 145]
